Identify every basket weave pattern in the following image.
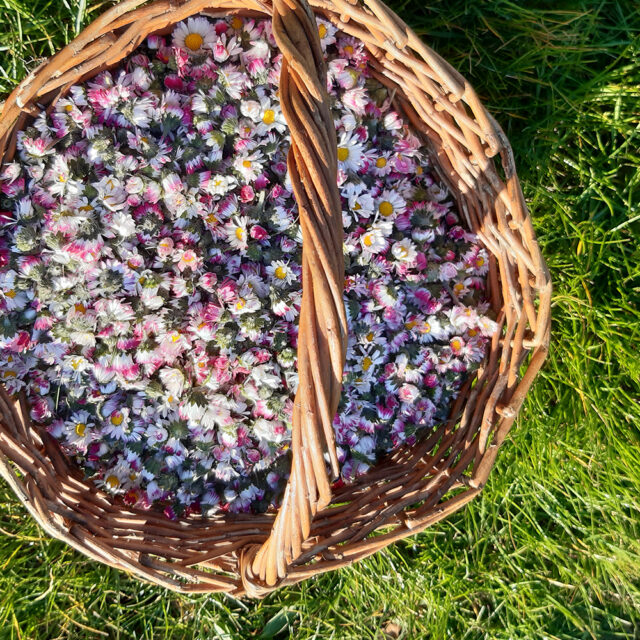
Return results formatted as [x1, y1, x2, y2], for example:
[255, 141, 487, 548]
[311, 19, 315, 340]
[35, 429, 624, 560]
[0, 0, 551, 596]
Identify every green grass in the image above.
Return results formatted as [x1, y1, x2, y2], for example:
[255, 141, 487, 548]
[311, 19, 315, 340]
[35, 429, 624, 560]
[0, 0, 639, 638]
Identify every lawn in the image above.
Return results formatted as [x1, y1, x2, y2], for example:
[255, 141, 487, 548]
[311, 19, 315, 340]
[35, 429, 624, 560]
[0, 0, 638, 638]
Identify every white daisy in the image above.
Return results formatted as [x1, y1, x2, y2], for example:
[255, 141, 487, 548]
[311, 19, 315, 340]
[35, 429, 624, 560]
[353, 348, 386, 376]
[336, 132, 365, 173]
[237, 273, 270, 298]
[370, 151, 393, 176]
[343, 182, 376, 219]
[63, 410, 94, 449]
[477, 315, 499, 337]
[62, 355, 91, 381]
[317, 19, 337, 48]
[102, 408, 131, 440]
[233, 151, 264, 183]
[257, 98, 287, 133]
[172, 17, 217, 54]
[358, 326, 386, 347]
[93, 176, 127, 211]
[360, 225, 388, 256]
[391, 239, 417, 263]
[231, 291, 261, 315]
[451, 278, 473, 298]
[203, 173, 237, 197]
[418, 316, 446, 343]
[266, 260, 296, 286]
[449, 306, 478, 332]
[376, 190, 406, 220]
[96, 470, 126, 494]
[224, 216, 249, 251]
[0, 271, 29, 311]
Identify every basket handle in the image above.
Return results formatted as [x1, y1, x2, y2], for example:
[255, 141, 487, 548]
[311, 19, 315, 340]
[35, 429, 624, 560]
[239, 0, 347, 594]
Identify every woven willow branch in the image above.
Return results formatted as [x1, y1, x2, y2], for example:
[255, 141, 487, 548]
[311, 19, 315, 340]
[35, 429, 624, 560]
[239, 0, 348, 594]
[0, 0, 551, 596]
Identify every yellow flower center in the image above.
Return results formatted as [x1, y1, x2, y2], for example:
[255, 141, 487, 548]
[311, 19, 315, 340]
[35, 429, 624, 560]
[242, 159, 252, 168]
[70, 358, 83, 370]
[318, 24, 327, 39]
[235, 227, 245, 240]
[344, 44, 354, 55]
[363, 234, 374, 247]
[171, 333, 181, 343]
[451, 339, 462, 351]
[416, 166, 423, 175]
[262, 109, 276, 125]
[184, 32, 204, 51]
[353, 201, 361, 210]
[274, 266, 287, 280]
[469, 329, 478, 337]
[198, 361, 206, 369]
[183, 253, 194, 263]
[231, 16, 243, 30]
[138, 276, 146, 285]
[376, 157, 387, 168]
[64, 104, 73, 113]
[75, 423, 86, 437]
[5, 289, 16, 298]
[206, 214, 218, 224]
[236, 298, 246, 310]
[110, 412, 124, 426]
[454, 283, 465, 293]
[362, 356, 373, 371]
[422, 323, 431, 333]
[337, 147, 349, 162]
[366, 332, 374, 342]
[476, 256, 485, 267]
[168, 395, 174, 403]
[3, 370, 17, 378]
[75, 302, 86, 313]
[405, 321, 417, 330]
[398, 247, 409, 258]
[105, 475, 120, 490]
[379, 201, 394, 217]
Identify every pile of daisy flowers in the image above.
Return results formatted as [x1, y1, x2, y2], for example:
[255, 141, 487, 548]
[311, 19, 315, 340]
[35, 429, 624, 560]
[0, 14, 498, 518]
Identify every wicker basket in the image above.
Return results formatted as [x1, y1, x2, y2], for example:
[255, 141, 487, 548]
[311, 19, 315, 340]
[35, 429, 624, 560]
[0, 0, 551, 596]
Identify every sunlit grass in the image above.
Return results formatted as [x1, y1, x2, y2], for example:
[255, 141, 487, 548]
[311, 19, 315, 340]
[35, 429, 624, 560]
[0, 0, 639, 638]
